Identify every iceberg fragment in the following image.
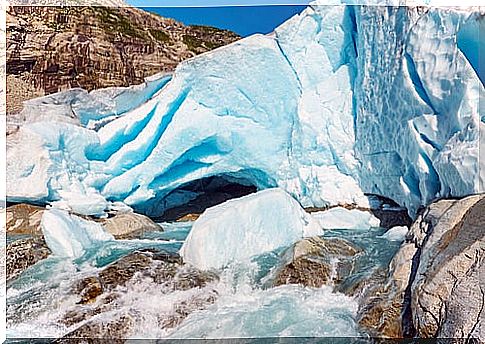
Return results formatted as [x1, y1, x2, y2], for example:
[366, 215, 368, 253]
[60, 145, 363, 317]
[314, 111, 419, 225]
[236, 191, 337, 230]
[179, 188, 323, 270]
[41, 209, 113, 258]
[311, 207, 380, 230]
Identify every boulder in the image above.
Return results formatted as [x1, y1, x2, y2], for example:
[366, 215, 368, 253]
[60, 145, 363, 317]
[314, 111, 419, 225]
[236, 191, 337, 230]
[99, 212, 163, 239]
[6, 203, 44, 235]
[410, 195, 485, 339]
[273, 236, 362, 288]
[355, 194, 485, 339]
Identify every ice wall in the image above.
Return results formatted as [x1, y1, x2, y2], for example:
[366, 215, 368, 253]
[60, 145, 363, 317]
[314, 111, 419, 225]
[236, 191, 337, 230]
[6, 3, 484, 217]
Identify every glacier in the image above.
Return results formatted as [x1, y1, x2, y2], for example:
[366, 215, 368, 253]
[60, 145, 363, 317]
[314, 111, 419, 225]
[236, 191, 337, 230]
[179, 188, 323, 270]
[6, 2, 484, 217]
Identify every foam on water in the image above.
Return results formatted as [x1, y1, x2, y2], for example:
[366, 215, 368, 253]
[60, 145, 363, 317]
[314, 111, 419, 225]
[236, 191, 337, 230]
[7, 214, 403, 340]
[169, 284, 359, 338]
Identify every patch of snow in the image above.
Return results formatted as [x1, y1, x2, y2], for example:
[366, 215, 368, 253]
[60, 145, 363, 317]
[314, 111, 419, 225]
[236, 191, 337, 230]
[312, 207, 381, 230]
[379, 225, 409, 241]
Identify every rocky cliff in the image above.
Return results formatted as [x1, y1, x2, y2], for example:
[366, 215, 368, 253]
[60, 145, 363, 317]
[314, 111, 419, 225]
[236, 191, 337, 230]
[6, 6, 240, 114]
[358, 194, 484, 339]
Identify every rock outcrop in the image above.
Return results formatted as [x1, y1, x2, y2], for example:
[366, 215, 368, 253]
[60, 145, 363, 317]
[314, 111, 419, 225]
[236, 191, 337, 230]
[273, 236, 362, 288]
[410, 196, 484, 339]
[356, 194, 485, 339]
[6, 6, 240, 115]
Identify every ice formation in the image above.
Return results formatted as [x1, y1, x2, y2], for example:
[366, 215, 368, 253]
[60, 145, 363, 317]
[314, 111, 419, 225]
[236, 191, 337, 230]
[6, 2, 484, 217]
[311, 207, 381, 230]
[41, 209, 113, 258]
[180, 188, 323, 270]
[379, 225, 409, 241]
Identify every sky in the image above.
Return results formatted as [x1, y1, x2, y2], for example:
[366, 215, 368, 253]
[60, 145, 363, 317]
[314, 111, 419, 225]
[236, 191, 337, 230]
[129, 0, 311, 6]
[140, 5, 307, 36]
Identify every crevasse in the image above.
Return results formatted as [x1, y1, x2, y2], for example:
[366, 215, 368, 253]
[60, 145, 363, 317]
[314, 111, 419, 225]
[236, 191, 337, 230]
[6, 2, 484, 217]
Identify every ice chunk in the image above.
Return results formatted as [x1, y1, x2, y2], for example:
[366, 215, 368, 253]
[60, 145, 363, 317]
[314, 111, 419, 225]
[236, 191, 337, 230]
[311, 207, 380, 230]
[41, 209, 113, 258]
[379, 226, 408, 242]
[180, 189, 323, 270]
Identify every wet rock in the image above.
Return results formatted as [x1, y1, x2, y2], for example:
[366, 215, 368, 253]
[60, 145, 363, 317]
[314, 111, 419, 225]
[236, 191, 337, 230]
[61, 293, 120, 327]
[61, 312, 134, 342]
[6, 203, 44, 235]
[6, 236, 50, 282]
[158, 290, 219, 329]
[74, 276, 104, 305]
[410, 195, 485, 339]
[273, 237, 362, 288]
[99, 212, 162, 239]
[63, 249, 219, 331]
[355, 194, 485, 339]
[354, 244, 415, 337]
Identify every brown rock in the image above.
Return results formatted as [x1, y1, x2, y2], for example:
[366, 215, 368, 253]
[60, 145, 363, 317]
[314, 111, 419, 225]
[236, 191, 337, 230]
[6, 203, 45, 236]
[74, 276, 104, 305]
[62, 249, 219, 335]
[61, 312, 134, 342]
[176, 213, 201, 222]
[6, 6, 240, 116]
[6, 236, 51, 282]
[355, 194, 485, 339]
[273, 237, 362, 288]
[99, 211, 162, 239]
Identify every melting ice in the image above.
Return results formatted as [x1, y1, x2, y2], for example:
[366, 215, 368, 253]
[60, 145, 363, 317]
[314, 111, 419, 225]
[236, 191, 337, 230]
[6, 3, 484, 218]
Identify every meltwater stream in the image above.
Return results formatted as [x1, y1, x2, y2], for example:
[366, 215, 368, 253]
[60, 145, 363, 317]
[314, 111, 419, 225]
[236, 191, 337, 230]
[6, 221, 402, 340]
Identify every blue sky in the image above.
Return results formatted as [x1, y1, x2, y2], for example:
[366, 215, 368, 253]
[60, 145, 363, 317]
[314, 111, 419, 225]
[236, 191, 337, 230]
[140, 5, 307, 36]
[128, 0, 310, 6]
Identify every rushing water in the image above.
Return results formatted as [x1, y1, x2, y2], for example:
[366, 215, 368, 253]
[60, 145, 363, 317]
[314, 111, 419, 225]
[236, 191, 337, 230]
[6, 221, 402, 340]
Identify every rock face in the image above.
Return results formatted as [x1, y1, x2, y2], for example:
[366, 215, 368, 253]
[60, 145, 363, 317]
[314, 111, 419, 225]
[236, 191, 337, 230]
[6, 6, 240, 115]
[273, 236, 362, 288]
[99, 211, 162, 239]
[356, 194, 485, 339]
[410, 195, 484, 339]
[355, 245, 414, 337]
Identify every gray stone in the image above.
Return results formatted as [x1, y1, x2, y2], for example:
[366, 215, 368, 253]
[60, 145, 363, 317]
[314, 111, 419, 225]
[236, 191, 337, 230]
[356, 194, 485, 339]
[100, 212, 163, 239]
[411, 195, 484, 339]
